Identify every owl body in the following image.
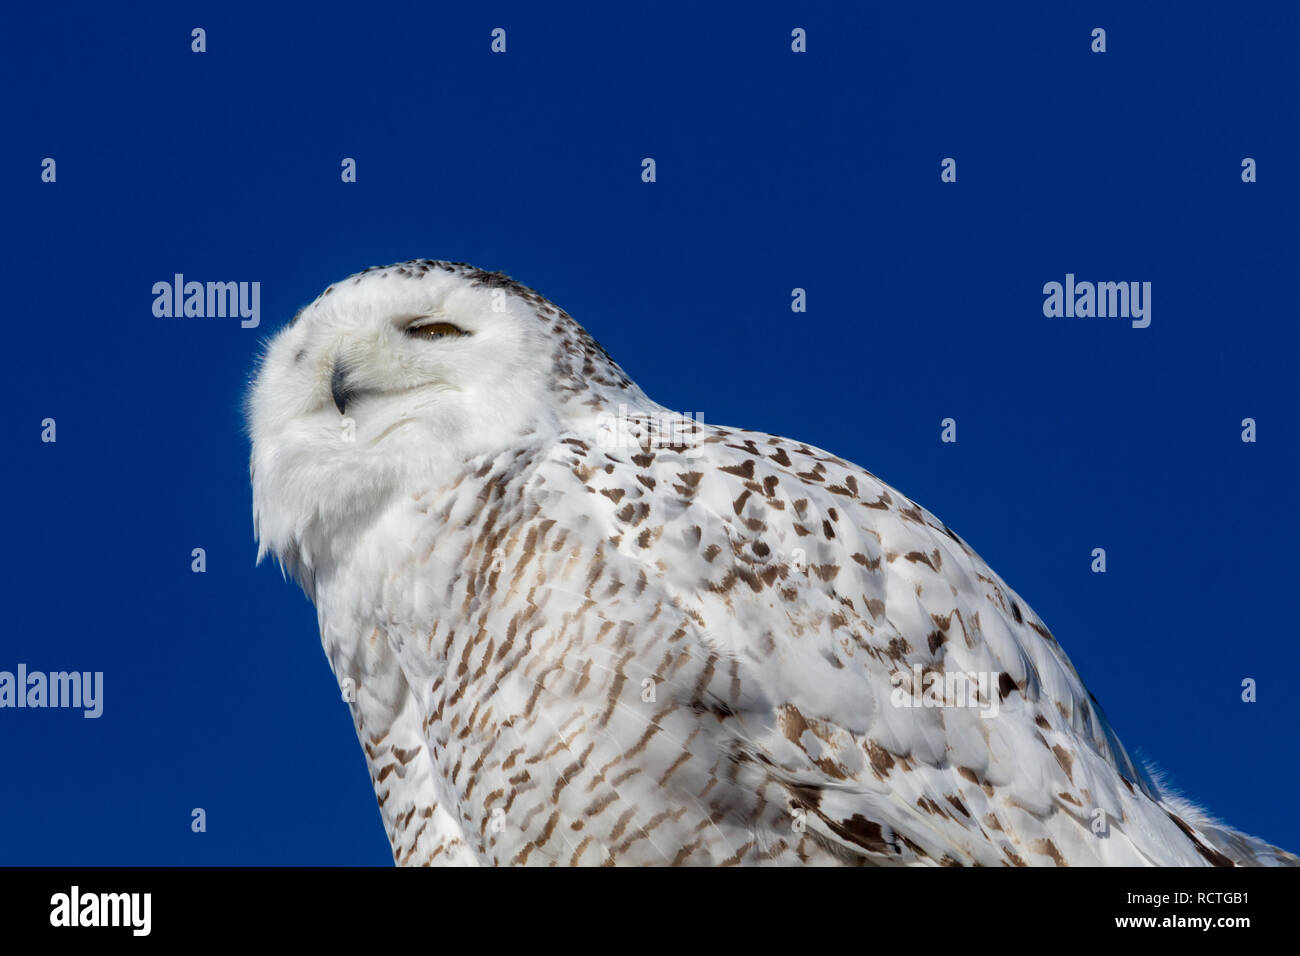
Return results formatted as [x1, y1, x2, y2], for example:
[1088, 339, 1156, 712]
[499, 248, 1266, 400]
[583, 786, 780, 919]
[248, 260, 1294, 866]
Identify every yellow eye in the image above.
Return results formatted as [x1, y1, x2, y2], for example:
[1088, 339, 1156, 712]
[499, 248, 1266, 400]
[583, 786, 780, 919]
[407, 321, 469, 340]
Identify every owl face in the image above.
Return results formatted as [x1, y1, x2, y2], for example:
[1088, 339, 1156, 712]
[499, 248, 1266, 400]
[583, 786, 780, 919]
[246, 262, 567, 585]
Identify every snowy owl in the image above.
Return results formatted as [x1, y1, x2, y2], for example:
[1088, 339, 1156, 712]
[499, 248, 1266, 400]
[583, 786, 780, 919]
[247, 260, 1293, 867]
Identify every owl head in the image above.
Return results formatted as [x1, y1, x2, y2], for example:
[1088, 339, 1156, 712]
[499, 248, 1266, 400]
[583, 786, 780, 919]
[245, 260, 646, 589]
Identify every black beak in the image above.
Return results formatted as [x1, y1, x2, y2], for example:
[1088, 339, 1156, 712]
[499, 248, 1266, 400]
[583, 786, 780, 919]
[330, 361, 352, 415]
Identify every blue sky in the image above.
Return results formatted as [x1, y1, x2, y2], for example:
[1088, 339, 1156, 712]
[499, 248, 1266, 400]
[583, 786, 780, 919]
[2, 2, 1295, 864]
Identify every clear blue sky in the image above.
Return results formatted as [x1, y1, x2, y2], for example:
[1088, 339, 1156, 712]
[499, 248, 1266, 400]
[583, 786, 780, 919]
[2, 2, 1295, 864]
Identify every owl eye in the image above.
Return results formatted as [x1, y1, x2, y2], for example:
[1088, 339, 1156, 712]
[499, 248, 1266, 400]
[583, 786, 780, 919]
[406, 321, 469, 340]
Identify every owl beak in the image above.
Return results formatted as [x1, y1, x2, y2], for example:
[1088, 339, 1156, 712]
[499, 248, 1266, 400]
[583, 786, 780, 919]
[330, 360, 353, 415]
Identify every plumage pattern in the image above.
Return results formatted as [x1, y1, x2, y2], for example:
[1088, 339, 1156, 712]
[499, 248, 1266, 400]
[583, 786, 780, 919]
[247, 260, 1294, 866]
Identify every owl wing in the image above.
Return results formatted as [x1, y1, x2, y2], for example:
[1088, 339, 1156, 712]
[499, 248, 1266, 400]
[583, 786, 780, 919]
[545, 418, 1236, 866]
[356, 419, 1270, 865]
